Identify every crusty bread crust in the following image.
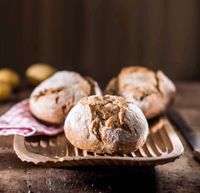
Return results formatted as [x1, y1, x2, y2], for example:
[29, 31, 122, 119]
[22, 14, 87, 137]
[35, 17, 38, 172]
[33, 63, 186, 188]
[30, 71, 102, 124]
[84, 76, 102, 96]
[105, 66, 176, 119]
[64, 95, 148, 154]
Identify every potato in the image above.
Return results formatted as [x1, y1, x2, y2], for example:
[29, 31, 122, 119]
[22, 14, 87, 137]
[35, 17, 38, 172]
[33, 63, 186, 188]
[26, 63, 56, 86]
[0, 68, 20, 89]
[0, 82, 12, 101]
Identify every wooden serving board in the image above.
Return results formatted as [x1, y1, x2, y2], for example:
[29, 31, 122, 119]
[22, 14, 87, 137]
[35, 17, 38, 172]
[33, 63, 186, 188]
[13, 117, 184, 167]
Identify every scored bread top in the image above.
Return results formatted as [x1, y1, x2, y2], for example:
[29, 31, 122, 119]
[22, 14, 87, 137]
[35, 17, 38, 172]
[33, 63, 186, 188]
[31, 71, 91, 98]
[105, 66, 176, 119]
[30, 71, 101, 124]
[64, 95, 148, 154]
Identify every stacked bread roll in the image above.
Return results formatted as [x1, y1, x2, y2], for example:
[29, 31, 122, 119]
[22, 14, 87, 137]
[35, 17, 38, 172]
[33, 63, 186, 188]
[29, 66, 176, 154]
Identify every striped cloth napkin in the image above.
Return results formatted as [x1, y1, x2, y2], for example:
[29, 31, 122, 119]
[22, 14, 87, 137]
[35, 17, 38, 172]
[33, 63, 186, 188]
[0, 99, 64, 137]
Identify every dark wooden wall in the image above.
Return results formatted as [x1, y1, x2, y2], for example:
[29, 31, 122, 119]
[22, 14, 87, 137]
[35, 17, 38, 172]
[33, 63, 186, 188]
[0, 0, 200, 85]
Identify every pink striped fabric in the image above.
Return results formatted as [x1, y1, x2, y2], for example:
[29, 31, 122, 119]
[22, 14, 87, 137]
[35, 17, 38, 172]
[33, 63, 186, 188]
[0, 99, 64, 136]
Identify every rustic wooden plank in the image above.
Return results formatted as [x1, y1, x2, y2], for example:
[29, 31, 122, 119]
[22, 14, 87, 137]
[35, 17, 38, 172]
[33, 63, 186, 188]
[155, 82, 200, 193]
[0, 164, 156, 193]
[1, 1, 200, 82]
[156, 127, 200, 193]
[175, 81, 200, 108]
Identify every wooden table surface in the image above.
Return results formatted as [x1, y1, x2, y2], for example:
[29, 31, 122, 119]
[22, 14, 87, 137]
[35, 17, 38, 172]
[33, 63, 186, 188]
[0, 82, 200, 193]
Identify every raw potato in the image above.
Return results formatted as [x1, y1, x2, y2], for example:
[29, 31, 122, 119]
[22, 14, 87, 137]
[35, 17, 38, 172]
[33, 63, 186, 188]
[26, 63, 56, 86]
[0, 82, 12, 101]
[0, 68, 20, 89]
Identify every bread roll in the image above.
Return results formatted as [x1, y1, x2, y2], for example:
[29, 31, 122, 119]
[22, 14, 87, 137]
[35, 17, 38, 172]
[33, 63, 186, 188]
[30, 71, 102, 124]
[64, 95, 148, 154]
[105, 66, 176, 119]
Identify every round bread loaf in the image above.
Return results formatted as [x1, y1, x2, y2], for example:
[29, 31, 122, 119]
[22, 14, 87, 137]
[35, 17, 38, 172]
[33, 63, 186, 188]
[30, 71, 101, 124]
[64, 95, 148, 154]
[105, 66, 176, 119]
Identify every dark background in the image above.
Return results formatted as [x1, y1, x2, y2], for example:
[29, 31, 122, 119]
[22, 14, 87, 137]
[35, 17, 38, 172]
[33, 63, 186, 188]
[0, 0, 200, 86]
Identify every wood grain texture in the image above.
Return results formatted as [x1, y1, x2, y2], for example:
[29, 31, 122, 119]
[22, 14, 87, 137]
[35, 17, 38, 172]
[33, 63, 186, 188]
[0, 82, 200, 193]
[0, 1, 200, 86]
[156, 82, 200, 193]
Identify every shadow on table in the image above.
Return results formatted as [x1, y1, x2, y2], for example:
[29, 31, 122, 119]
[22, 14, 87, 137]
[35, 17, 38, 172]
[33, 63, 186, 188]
[0, 153, 156, 193]
[61, 166, 156, 193]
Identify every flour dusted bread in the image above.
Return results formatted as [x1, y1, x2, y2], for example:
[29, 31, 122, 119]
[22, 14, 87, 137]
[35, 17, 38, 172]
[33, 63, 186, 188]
[30, 71, 101, 124]
[64, 95, 148, 154]
[105, 66, 176, 119]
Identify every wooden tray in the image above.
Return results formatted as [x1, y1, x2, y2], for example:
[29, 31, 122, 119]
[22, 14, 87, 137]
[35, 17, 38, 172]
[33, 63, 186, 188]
[13, 117, 184, 167]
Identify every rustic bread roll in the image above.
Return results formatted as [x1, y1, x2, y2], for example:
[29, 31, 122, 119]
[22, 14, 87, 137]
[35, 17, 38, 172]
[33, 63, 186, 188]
[84, 76, 102, 96]
[30, 71, 102, 124]
[105, 66, 176, 119]
[64, 95, 148, 154]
